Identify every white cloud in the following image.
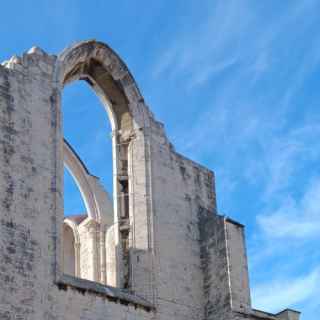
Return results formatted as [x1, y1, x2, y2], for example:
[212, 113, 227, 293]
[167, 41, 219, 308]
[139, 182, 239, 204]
[152, 0, 320, 90]
[188, 57, 238, 88]
[252, 267, 320, 313]
[151, 0, 252, 86]
[152, 46, 179, 79]
[257, 179, 320, 239]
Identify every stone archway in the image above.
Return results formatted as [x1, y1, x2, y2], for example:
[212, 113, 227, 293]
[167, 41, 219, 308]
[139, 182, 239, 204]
[54, 40, 154, 291]
[62, 223, 77, 277]
[62, 218, 80, 277]
[63, 139, 113, 224]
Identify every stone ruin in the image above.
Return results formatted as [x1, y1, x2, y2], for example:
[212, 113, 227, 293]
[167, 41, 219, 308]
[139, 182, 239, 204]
[0, 40, 300, 320]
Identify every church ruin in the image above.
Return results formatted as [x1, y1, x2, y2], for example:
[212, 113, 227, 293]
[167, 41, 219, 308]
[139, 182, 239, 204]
[0, 40, 300, 320]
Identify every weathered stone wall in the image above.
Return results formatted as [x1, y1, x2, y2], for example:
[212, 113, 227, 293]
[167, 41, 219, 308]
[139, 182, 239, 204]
[0, 41, 300, 320]
[147, 118, 216, 319]
[0, 51, 60, 319]
[0, 46, 154, 320]
[226, 219, 251, 313]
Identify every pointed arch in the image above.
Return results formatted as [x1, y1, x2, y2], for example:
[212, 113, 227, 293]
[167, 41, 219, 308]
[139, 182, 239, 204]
[55, 40, 151, 133]
[63, 139, 113, 224]
[62, 222, 78, 277]
[54, 40, 155, 292]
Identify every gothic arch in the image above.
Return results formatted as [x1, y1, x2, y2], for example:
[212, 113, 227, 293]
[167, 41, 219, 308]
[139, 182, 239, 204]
[62, 221, 78, 277]
[63, 218, 81, 277]
[54, 40, 151, 132]
[54, 40, 155, 290]
[63, 139, 113, 223]
[63, 217, 81, 244]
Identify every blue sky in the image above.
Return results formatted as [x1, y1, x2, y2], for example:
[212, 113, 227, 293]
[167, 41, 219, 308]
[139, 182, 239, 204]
[1, 1, 319, 318]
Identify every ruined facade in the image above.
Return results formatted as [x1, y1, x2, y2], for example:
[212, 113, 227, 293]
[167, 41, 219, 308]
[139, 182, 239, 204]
[0, 40, 301, 320]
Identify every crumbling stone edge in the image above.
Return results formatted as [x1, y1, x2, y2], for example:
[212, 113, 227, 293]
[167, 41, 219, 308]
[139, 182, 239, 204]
[56, 274, 155, 312]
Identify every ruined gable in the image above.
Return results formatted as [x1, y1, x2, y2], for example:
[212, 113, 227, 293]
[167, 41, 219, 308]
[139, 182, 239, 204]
[0, 40, 300, 320]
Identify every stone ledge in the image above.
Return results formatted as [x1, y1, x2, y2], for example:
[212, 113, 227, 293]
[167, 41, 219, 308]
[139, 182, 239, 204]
[234, 309, 277, 320]
[275, 309, 301, 320]
[250, 309, 277, 319]
[225, 216, 245, 228]
[246, 308, 301, 320]
[56, 274, 154, 312]
[236, 308, 301, 320]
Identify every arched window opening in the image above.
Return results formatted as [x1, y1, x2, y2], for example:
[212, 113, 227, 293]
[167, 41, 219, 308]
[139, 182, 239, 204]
[63, 81, 113, 197]
[62, 223, 76, 276]
[56, 43, 148, 292]
[61, 80, 118, 287]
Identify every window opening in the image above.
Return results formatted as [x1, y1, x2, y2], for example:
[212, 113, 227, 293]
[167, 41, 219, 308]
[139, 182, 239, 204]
[62, 81, 115, 285]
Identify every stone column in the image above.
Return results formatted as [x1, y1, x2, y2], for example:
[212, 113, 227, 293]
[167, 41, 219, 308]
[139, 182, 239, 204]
[74, 241, 81, 278]
[99, 225, 106, 284]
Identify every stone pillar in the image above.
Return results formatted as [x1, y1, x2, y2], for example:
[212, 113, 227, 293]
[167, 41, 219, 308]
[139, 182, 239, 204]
[106, 224, 117, 287]
[74, 241, 81, 278]
[78, 219, 100, 282]
[225, 218, 252, 313]
[99, 225, 106, 284]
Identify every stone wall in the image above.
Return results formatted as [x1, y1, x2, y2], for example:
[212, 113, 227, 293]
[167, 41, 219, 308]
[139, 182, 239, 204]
[0, 41, 300, 320]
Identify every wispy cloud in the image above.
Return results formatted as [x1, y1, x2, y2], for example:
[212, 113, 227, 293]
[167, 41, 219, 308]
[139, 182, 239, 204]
[188, 57, 238, 88]
[252, 266, 320, 313]
[152, 0, 320, 90]
[152, 0, 250, 87]
[257, 179, 320, 239]
[255, 124, 320, 200]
